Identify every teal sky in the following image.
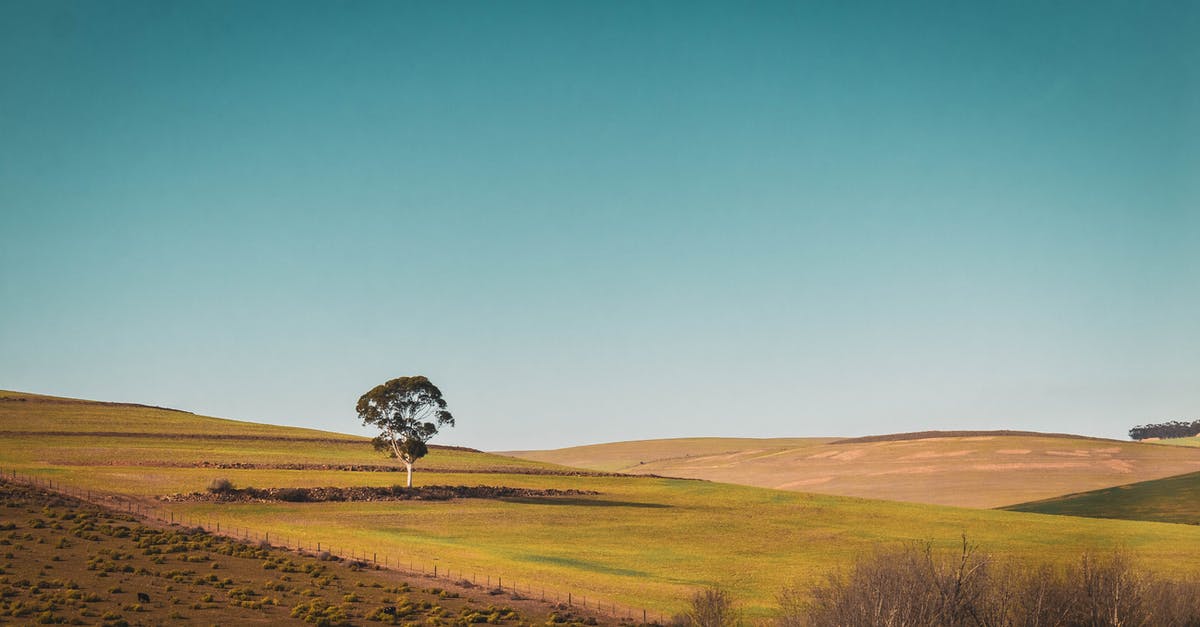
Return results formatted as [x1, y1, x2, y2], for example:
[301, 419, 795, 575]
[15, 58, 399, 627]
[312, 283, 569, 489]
[1, 1, 1197, 450]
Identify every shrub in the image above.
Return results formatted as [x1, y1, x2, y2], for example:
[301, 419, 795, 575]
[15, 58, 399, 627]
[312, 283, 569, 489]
[776, 539, 1200, 627]
[683, 587, 739, 627]
[207, 479, 234, 494]
[290, 598, 350, 626]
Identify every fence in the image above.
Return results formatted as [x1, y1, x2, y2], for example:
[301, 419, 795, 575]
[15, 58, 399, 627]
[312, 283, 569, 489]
[0, 469, 668, 624]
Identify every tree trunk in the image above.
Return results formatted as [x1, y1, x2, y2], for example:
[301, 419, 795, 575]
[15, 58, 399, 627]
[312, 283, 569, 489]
[405, 461, 413, 488]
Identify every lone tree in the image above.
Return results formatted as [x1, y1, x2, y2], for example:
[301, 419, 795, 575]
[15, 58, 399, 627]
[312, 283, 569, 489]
[356, 375, 454, 487]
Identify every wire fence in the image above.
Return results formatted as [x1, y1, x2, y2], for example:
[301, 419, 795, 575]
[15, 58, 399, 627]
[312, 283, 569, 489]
[0, 468, 668, 624]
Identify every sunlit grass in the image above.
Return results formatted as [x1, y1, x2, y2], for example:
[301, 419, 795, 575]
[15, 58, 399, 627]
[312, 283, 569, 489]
[6, 389, 1200, 617]
[1005, 471, 1200, 525]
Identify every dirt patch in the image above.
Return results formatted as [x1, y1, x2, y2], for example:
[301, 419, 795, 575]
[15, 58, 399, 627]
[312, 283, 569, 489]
[997, 449, 1031, 455]
[902, 450, 974, 460]
[971, 462, 1090, 471]
[161, 485, 600, 504]
[1105, 460, 1135, 473]
[866, 466, 940, 476]
[774, 477, 834, 489]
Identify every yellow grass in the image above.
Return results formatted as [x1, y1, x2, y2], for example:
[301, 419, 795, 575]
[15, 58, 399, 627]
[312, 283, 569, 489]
[509, 435, 1200, 508]
[1152, 436, 1200, 448]
[6, 390, 1200, 617]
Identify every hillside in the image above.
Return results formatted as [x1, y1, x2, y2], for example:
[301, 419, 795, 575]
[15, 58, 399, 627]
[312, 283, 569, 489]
[505, 437, 835, 473]
[0, 480, 587, 626]
[0, 389, 563, 473]
[1150, 436, 1200, 448]
[507, 432, 1200, 508]
[6, 390, 1200, 617]
[1004, 470, 1200, 525]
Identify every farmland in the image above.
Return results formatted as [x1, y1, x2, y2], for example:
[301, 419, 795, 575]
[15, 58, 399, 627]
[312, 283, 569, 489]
[1152, 436, 1200, 448]
[509, 433, 1200, 508]
[5, 390, 1200, 618]
[1005, 470, 1200, 525]
[0, 480, 598, 626]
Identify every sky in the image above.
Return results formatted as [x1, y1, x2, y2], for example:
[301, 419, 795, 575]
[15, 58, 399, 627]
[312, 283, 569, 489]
[1, 1, 1197, 450]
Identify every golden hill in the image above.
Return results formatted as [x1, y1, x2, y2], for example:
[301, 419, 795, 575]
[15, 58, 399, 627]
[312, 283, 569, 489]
[507, 432, 1200, 508]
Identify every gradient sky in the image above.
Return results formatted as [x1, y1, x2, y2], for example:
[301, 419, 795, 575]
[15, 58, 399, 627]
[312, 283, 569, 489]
[1, 1, 1197, 450]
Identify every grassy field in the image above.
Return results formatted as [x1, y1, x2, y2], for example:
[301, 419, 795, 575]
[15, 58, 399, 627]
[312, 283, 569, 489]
[1151, 436, 1200, 448]
[0, 480, 602, 626]
[508, 434, 1200, 508]
[0, 390, 563, 473]
[505, 438, 834, 473]
[7, 390, 1200, 618]
[1004, 470, 1200, 526]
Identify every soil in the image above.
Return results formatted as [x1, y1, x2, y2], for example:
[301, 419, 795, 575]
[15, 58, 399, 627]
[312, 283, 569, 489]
[160, 485, 600, 504]
[0, 480, 635, 626]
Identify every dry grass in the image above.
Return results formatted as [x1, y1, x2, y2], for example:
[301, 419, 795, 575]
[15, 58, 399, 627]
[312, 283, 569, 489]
[0, 480, 599, 626]
[7, 390, 1200, 618]
[1152, 436, 1200, 448]
[509, 435, 1200, 508]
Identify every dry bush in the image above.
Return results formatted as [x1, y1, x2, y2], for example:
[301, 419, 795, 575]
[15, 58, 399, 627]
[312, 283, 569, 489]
[678, 587, 739, 627]
[795, 536, 989, 627]
[206, 478, 234, 494]
[776, 539, 1200, 627]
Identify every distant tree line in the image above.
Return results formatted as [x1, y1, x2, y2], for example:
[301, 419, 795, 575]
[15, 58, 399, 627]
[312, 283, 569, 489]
[1128, 419, 1200, 441]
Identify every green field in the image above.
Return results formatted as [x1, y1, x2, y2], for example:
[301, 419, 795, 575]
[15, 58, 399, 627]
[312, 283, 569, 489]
[1152, 436, 1200, 448]
[510, 434, 1200, 508]
[1004, 470, 1200, 525]
[7, 390, 1200, 618]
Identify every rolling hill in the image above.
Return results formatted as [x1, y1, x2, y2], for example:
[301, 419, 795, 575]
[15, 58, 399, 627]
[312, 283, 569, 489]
[1151, 436, 1200, 448]
[1004, 470, 1200, 525]
[507, 432, 1200, 508]
[6, 390, 1200, 618]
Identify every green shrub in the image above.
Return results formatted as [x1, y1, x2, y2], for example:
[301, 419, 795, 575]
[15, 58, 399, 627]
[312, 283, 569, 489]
[291, 598, 350, 626]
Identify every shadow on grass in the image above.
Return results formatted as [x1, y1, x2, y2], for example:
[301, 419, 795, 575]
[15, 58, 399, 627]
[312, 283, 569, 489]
[500, 496, 671, 509]
[520, 554, 651, 577]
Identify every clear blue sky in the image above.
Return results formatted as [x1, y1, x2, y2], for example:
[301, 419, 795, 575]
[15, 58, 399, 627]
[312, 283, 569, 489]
[1, 1, 1197, 450]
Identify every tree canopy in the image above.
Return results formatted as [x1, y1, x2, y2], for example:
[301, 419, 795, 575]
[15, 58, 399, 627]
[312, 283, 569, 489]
[356, 375, 454, 487]
[1129, 419, 1200, 441]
